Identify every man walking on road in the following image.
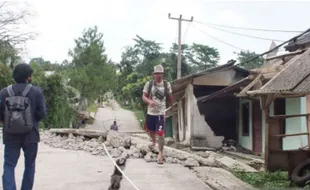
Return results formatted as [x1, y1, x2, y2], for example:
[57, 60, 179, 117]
[110, 121, 119, 131]
[0, 64, 47, 190]
[142, 64, 173, 164]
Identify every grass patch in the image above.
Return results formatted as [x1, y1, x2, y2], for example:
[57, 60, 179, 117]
[231, 170, 294, 189]
[87, 103, 98, 113]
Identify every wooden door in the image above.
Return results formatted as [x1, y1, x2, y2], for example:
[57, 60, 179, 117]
[252, 101, 262, 153]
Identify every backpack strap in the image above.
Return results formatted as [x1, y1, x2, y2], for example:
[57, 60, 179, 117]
[7, 85, 15, 97]
[147, 80, 154, 98]
[164, 80, 168, 95]
[22, 84, 32, 97]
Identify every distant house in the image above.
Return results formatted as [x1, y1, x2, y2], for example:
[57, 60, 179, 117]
[167, 60, 249, 149]
[236, 32, 310, 155]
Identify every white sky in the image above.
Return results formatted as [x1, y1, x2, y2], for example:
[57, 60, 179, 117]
[19, 0, 310, 65]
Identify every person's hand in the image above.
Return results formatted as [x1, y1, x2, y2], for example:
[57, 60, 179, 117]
[148, 100, 157, 107]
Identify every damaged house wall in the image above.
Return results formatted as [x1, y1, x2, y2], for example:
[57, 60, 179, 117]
[190, 84, 224, 148]
[198, 96, 238, 141]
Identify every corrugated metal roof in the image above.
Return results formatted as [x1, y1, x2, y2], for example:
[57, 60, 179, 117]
[260, 48, 310, 93]
[292, 74, 310, 93]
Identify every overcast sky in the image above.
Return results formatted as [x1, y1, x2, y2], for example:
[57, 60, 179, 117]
[21, 0, 310, 65]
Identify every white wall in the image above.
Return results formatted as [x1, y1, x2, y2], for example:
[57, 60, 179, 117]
[177, 84, 194, 144]
[283, 97, 307, 150]
[261, 97, 307, 153]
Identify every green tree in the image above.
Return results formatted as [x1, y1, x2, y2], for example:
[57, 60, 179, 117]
[133, 35, 163, 76]
[67, 26, 116, 109]
[235, 50, 264, 69]
[186, 43, 220, 72]
[29, 58, 61, 71]
[167, 43, 192, 78]
[0, 64, 13, 89]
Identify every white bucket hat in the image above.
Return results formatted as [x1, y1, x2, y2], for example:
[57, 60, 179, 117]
[153, 64, 164, 74]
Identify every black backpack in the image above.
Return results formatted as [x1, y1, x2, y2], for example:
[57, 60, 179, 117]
[4, 84, 34, 134]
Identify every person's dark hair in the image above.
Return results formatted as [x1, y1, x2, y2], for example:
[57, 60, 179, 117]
[12, 63, 33, 83]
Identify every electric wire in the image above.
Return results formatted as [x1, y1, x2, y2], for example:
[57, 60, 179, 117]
[191, 24, 245, 50]
[205, 25, 285, 42]
[194, 20, 304, 33]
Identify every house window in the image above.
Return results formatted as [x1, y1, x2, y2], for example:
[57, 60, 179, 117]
[241, 102, 250, 136]
[274, 98, 286, 135]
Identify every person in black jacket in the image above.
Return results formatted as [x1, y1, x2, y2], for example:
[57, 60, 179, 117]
[0, 64, 47, 190]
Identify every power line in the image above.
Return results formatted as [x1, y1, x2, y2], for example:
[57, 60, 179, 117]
[191, 24, 244, 50]
[205, 25, 285, 42]
[235, 28, 310, 67]
[182, 22, 192, 44]
[194, 20, 304, 33]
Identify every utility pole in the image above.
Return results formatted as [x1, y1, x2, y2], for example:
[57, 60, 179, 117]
[168, 13, 193, 79]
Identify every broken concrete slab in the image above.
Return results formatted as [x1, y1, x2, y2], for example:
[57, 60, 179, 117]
[131, 137, 218, 167]
[215, 156, 258, 172]
[192, 167, 257, 190]
[183, 158, 200, 167]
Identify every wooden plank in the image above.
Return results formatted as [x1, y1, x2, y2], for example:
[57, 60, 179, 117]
[272, 132, 308, 138]
[49, 128, 107, 138]
[239, 74, 262, 95]
[247, 90, 306, 96]
[250, 65, 284, 74]
[235, 98, 240, 144]
[262, 72, 278, 80]
[269, 113, 309, 120]
[264, 107, 270, 171]
[269, 119, 282, 151]
[265, 93, 276, 109]
[276, 94, 308, 98]
[260, 95, 267, 110]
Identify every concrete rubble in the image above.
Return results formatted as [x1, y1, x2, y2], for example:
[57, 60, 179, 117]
[192, 167, 257, 190]
[41, 129, 259, 189]
[215, 156, 258, 172]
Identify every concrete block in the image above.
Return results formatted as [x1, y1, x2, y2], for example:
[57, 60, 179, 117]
[215, 156, 258, 172]
[193, 167, 257, 190]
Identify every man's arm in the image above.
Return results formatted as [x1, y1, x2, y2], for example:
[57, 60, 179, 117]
[0, 89, 5, 123]
[35, 88, 47, 121]
[142, 81, 153, 105]
[142, 92, 151, 104]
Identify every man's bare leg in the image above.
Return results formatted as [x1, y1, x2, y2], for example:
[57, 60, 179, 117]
[157, 135, 165, 163]
[149, 133, 156, 149]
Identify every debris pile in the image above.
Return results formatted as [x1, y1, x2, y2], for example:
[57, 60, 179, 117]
[40, 129, 261, 189]
[41, 129, 260, 172]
